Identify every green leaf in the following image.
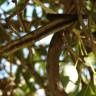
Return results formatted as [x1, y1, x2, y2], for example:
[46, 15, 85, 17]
[32, 8, 38, 18]
[22, 71, 36, 91]
[60, 73, 69, 87]
[0, 0, 5, 5]
[15, 66, 22, 84]
[77, 84, 96, 96]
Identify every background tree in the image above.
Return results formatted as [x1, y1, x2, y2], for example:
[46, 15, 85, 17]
[0, 0, 96, 96]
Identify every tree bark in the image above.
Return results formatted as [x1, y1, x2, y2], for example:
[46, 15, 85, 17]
[46, 32, 68, 96]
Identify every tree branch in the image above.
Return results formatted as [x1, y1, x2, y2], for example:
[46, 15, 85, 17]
[0, 15, 77, 57]
[46, 32, 68, 96]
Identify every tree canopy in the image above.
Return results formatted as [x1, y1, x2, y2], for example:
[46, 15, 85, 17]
[0, 0, 96, 96]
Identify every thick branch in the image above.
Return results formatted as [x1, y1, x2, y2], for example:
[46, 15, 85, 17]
[46, 32, 68, 96]
[0, 15, 78, 57]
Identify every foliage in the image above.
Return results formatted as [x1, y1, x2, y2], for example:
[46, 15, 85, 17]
[0, 0, 96, 96]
